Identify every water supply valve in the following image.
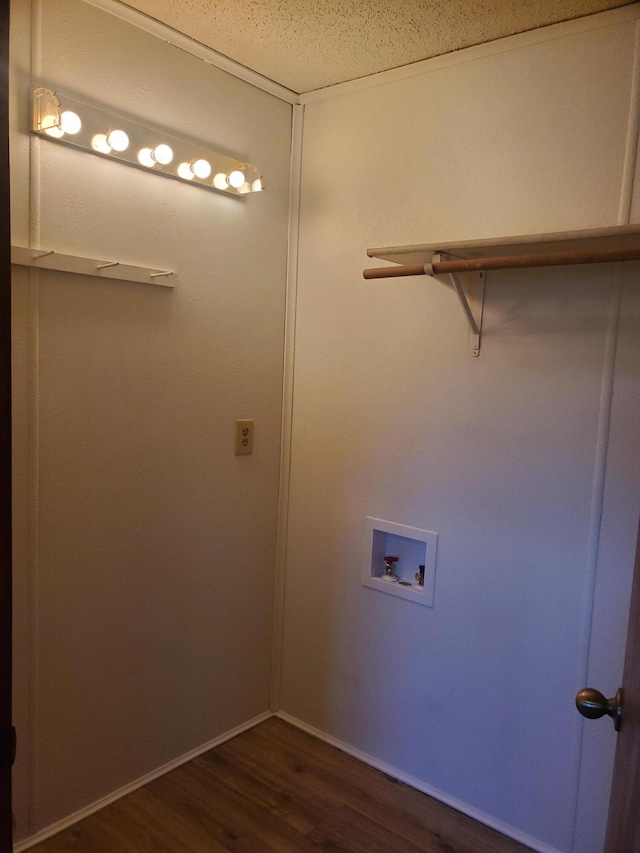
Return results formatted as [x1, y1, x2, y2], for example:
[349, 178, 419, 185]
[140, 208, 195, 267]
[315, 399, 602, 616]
[382, 555, 399, 583]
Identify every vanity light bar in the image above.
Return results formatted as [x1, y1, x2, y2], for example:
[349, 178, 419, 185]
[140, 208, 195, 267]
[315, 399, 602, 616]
[31, 87, 264, 197]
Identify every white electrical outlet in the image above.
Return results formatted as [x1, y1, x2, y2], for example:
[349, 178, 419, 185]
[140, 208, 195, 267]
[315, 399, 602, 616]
[235, 419, 254, 455]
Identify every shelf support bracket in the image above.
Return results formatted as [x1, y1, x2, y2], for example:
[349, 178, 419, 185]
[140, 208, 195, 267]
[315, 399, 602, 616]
[433, 254, 485, 357]
[450, 270, 485, 357]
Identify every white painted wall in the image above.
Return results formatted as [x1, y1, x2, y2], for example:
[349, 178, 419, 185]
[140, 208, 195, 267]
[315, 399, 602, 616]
[10, 0, 291, 839]
[281, 9, 640, 853]
[10, 3, 640, 851]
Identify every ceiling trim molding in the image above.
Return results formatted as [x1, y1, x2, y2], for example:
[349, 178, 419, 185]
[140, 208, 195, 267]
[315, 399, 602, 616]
[81, 0, 301, 105]
[298, 4, 640, 105]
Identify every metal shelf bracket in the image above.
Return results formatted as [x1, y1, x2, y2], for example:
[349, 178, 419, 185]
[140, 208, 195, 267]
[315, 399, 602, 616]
[433, 254, 485, 357]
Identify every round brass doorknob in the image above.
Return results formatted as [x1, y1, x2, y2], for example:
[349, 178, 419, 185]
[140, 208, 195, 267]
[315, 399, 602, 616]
[575, 687, 623, 732]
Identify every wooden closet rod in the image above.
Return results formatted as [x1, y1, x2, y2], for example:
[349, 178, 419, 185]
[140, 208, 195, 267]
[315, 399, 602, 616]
[363, 245, 640, 279]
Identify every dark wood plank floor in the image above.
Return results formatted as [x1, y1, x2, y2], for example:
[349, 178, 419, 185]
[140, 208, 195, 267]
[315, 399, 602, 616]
[29, 716, 533, 852]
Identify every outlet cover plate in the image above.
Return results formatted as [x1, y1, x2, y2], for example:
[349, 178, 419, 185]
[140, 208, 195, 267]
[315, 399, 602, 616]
[235, 419, 254, 455]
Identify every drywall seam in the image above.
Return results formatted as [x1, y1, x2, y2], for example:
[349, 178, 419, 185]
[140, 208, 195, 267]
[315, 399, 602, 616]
[567, 268, 623, 852]
[570, 28, 639, 847]
[25, 269, 39, 839]
[80, 0, 300, 105]
[298, 5, 640, 104]
[618, 19, 640, 224]
[275, 712, 562, 853]
[26, 0, 42, 835]
[12, 710, 275, 851]
[270, 103, 304, 711]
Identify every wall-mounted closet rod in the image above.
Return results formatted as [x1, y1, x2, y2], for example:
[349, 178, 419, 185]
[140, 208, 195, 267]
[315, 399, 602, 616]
[363, 245, 640, 279]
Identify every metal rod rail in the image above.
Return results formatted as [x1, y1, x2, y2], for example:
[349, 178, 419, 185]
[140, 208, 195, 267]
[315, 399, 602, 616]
[363, 245, 640, 279]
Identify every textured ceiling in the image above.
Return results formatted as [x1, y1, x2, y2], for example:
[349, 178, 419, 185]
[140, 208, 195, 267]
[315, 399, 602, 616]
[122, 0, 635, 93]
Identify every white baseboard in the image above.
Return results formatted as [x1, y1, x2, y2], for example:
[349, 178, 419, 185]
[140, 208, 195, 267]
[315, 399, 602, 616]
[275, 711, 562, 853]
[13, 711, 275, 852]
[15, 708, 563, 853]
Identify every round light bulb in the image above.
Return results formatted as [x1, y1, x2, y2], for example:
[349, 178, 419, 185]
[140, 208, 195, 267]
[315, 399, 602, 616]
[44, 124, 64, 138]
[177, 162, 194, 180]
[60, 110, 81, 135]
[153, 144, 173, 165]
[192, 159, 211, 179]
[251, 178, 264, 192]
[91, 133, 112, 154]
[107, 129, 129, 152]
[227, 170, 245, 189]
[41, 113, 63, 136]
[137, 148, 155, 168]
[213, 173, 228, 190]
